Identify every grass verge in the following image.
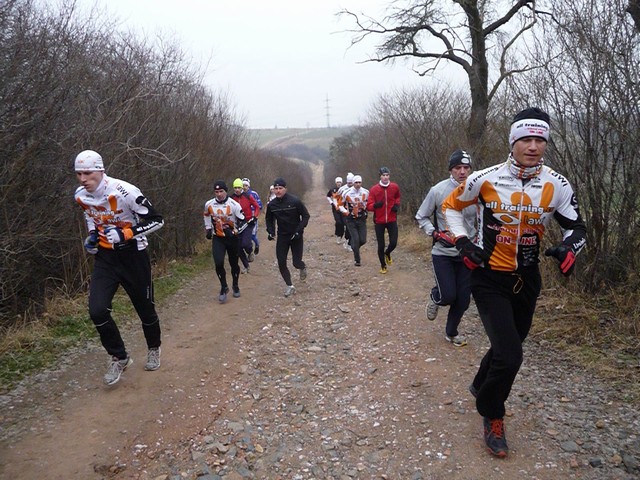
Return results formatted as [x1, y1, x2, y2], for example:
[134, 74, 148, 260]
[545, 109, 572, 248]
[0, 249, 211, 394]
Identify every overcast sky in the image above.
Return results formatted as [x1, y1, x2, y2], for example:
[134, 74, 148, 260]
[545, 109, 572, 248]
[78, 0, 439, 129]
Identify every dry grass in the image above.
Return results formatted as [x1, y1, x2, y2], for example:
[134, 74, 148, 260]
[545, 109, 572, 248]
[533, 285, 640, 402]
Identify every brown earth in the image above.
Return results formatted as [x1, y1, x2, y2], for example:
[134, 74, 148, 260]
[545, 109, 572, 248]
[0, 164, 637, 479]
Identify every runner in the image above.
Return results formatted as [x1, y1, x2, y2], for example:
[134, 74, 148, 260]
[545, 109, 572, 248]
[265, 177, 310, 297]
[415, 149, 475, 347]
[340, 175, 369, 266]
[327, 176, 344, 244]
[442, 107, 587, 458]
[204, 180, 246, 303]
[336, 172, 354, 251]
[367, 167, 401, 274]
[230, 178, 260, 273]
[74, 149, 164, 386]
[242, 178, 263, 256]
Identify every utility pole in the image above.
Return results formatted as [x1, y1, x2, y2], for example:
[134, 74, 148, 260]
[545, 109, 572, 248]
[325, 94, 331, 128]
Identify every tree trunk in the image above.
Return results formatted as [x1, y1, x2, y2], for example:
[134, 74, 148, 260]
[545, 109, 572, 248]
[628, 0, 640, 31]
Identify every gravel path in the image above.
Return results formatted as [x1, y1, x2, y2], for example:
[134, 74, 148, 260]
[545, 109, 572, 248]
[1, 165, 638, 480]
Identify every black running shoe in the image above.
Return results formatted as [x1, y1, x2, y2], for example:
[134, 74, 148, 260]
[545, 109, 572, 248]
[483, 417, 508, 458]
[469, 383, 479, 398]
[219, 286, 229, 304]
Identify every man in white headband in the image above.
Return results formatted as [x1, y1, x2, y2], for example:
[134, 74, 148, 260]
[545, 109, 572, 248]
[441, 107, 587, 458]
[74, 149, 165, 386]
[326, 176, 345, 244]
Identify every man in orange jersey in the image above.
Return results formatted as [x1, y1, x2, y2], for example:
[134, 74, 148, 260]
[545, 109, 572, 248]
[74, 150, 164, 386]
[204, 180, 246, 303]
[442, 108, 586, 458]
[339, 175, 369, 266]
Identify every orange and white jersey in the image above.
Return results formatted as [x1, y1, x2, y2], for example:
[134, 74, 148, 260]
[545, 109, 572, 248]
[340, 186, 369, 219]
[203, 196, 245, 238]
[442, 159, 586, 272]
[75, 174, 164, 251]
[335, 183, 351, 213]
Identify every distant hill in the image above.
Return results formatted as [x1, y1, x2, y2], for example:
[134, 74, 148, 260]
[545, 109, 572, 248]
[249, 126, 355, 151]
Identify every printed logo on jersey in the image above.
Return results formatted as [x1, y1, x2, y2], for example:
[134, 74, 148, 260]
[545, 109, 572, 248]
[76, 195, 125, 225]
[208, 204, 235, 237]
[482, 183, 555, 227]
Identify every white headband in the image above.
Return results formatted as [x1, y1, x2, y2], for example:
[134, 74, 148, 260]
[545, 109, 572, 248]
[509, 119, 550, 147]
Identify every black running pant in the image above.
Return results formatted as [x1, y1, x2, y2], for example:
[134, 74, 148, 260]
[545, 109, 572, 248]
[430, 254, 471, 337]
[332, 208, 345, 238]
[470, 266, 541, 419]
[212, 234, 240, 290]
[374, 222, 398, 267]
[341, 214, 351, 244]
[275, 234, 306, 286]
[237, 227, 253, 268]
[346, 217, 367, 263]
[89, 248, 161, 360]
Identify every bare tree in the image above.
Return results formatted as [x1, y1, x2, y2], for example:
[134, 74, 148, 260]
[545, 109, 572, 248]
[341, 0, 548, 154]
[0, 0, 289, 326]
[507, 0, 640, 290]
[628, 0, 640, 30]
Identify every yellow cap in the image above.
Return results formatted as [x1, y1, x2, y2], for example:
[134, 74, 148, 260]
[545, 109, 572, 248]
[232, 178, 243, 188]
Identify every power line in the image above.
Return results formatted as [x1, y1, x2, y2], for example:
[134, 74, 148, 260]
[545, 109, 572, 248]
[325, 94, 331, 128]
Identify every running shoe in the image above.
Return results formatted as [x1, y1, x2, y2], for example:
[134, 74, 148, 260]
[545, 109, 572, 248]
[483, 417, 508, 458]
[426, 300, 439, 321]
[469, 383, 479, 398]
[232, 286, 241, 298]
[300, 267, 307, 281]
[248, 252, 255, 262]
[219, 286, 229, 303]
[104, 356, 133, 385]
[384, 253, 393, 265]
[254, 245, 259, 255]
[379, 266, 388, 274]
[284, 285, 296, 297]
[144, 347, 161, 371]
[445, 334, 468, 347]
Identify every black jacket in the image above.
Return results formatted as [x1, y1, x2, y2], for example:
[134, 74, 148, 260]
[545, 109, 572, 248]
[265, 193, 310, 237]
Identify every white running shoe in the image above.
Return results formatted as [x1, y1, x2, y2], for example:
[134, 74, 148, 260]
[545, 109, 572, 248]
[426, 300, 439, 321]
[104, 356, 133, 385]
[284, 285, 296, 297]
[445, 334, 468, 347]
[144, 348, 161, 371]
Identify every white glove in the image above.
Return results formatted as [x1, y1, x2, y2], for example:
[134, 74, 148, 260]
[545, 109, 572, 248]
[103, 225, 125, 244]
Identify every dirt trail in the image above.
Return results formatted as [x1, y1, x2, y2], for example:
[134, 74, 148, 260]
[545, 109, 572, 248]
[1, 164, 636, 479]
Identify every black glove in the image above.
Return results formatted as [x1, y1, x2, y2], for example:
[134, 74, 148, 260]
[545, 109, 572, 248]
[205, 229, 212, 240]
[432, 229, 455, 248]
[291, 231, 301, 241]
[373, 201, 383, 209]
[267, 233, 275, 241]
[84, 230, 99, 254]
[545, 244, 576, 276]
[455, 237, 487, 270]
[391, 204, 399, 212]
